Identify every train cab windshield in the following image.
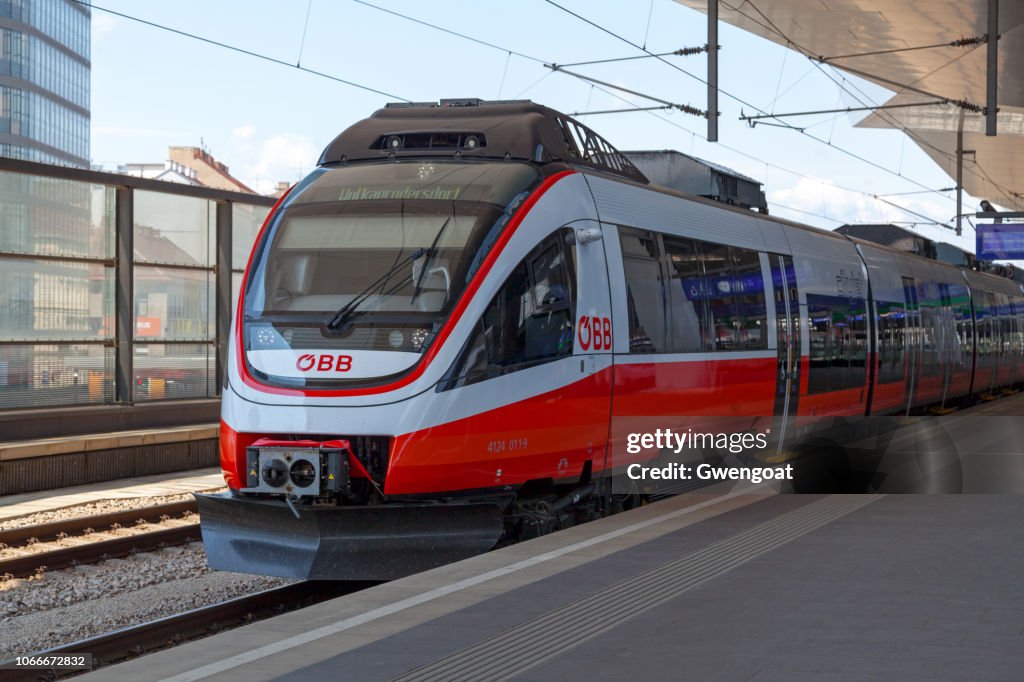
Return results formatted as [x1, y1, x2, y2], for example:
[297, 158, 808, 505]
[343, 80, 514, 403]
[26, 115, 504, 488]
[242, 161, 541, 388]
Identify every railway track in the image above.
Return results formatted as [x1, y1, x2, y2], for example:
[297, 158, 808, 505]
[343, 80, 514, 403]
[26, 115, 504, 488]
[0, 580, 379, 680]
[0, 501, 201, 579]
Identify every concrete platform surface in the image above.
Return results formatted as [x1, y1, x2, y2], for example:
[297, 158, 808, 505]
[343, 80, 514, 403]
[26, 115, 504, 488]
[89, 489, 1024, 682]
[0, 467, 224, 521]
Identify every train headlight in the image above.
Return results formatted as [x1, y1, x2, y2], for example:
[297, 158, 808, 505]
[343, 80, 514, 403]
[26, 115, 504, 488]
[388, 330, 405, 348]
[410, 328, 430, 350]
[249, 324, 288, 349]
[261, 459, 288, 487]
[289, 460, 317, 488]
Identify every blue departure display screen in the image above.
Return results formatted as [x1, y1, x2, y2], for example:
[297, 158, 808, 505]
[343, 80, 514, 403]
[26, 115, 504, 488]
[977, 224, 1024, 260]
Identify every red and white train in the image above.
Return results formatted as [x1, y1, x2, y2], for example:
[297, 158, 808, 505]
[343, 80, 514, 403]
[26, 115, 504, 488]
[197, 100, 1024, 579]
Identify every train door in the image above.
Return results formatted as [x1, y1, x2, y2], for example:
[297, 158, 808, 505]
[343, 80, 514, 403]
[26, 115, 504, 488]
[770, 255, 800, 451]
[568, 220, 615, 478]
[902, 276, 920, 414]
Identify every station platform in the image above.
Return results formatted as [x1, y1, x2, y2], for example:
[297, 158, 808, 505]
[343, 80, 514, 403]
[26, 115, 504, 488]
[0, 467, 224, 522]
[90, 485, 1024, 682]
[0, 423, 219, 497]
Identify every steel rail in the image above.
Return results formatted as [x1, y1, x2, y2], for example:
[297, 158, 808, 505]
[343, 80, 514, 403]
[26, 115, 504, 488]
[0, 499, 199, 547]
[0, 580, 380, 680]
[0, 524, 201, 579]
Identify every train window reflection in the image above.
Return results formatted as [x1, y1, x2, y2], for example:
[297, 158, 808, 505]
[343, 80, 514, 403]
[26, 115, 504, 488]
[806, 293, 867, 393]
[443, 230, 575, 388]
[620, 228, 668, 353]
[876, 300, 905, 384]
[731, 247, 767, 350]
[621, 229, 768, 354]
[663, 236, 707, 352]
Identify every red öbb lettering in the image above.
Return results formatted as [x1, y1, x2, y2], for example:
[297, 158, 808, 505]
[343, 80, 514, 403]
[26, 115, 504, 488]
[578, 316, 592, 351]
[296, 354, 354, 373]
[576, 315, 611, 352]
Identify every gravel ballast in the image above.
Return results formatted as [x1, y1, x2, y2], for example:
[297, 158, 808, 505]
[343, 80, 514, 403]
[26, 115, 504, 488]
[0, 490, 224, 532]
[0, 542, 292, 660]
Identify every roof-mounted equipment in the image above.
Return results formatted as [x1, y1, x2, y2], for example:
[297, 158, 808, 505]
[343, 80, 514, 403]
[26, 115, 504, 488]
[318, 99, 648, 184]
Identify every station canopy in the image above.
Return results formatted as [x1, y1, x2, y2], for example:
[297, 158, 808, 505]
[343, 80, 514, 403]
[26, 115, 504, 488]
[675, 0, 1024, 211]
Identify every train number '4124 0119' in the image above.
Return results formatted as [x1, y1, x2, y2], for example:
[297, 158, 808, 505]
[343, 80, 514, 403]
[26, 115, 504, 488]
[487, 437, 528, 453]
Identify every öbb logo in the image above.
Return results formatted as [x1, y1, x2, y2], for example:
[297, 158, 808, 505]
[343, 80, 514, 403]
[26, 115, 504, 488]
[295, 353, 353, 372]
[577, 316, 611, 351]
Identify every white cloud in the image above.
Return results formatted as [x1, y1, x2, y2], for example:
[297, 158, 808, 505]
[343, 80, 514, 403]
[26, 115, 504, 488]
[234, 134, 318, 195]
[232, 124, 256, 139]
[93, 13, 118, 38]
[769, 177, 951, 228]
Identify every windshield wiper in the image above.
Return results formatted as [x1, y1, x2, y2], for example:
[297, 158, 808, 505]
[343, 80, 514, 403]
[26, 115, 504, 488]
[325, 247, 430, 331]
[410, 215, 452, 305]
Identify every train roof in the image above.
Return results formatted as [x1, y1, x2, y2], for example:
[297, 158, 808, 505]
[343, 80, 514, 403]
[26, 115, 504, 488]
[318, 99, 1020, 296]
[604, 167, 1023, 295]
[317, 99, 647, 184]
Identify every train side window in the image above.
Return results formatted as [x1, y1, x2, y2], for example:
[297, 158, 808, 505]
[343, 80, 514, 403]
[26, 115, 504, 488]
[983, 292, 997, 359]
[663, 236, 708, 352]
[876, 300, 905, 384]
[806, 293, 867, 393]
[619, 228, 669, 353]
[441, 230, 575, 389]
[700, 241, 741, 350]
[974, 293, 987, 361]
[998, 294, 1011, 354]
[730, 247, 768, 350]
[950, 284, 971, 367]
[807, 296, 833, 393]
[1013, 299, 1023, 358]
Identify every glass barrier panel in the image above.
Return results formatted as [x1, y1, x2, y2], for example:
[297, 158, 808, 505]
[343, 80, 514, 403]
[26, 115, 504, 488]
[133, 265, 214, 341]
[134, 190, 214, 267]
[0, 171, 114, 259]
[0, 343, 114, 408]
[132, 343, 215, 401]
[0, 257, 114, 341]
[232, 203, 269, 269]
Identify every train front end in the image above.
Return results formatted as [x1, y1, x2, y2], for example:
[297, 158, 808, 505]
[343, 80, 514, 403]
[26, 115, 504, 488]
[196, 100, 588, 580]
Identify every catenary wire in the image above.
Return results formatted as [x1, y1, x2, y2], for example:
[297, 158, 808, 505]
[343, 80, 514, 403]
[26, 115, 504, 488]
[84, 0, 955, 228]
[737, 0, 1019, 214]
[377, 0, 956, 227]
[349, 0, 963, 221]
[73, 0, 411, 101]
[543, 0, 961, 218]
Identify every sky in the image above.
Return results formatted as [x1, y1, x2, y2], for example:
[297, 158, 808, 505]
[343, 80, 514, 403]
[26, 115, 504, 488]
[89, 0, 999, 259]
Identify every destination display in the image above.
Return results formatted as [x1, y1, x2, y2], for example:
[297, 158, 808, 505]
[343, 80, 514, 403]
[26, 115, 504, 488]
[976, 223, 1024, 260]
